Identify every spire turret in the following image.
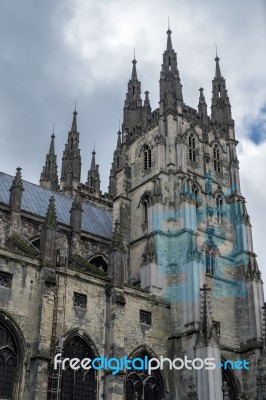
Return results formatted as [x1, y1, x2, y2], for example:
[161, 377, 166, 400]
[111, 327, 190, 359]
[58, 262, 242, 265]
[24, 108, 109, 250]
[211, 53, 234, 126]
[123, 57, 143, 132]
[143, 90, 151, 127]
[86, 149, 101, 194]
[160, 28, 183, 112]
[40, 133, 59, 192]
[60, 108, 82, 194]
[198, 88, 208, 123]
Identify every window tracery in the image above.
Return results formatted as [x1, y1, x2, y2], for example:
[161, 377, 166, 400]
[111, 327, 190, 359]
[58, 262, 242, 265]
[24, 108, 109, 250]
[213, 144, 221, 172]
[125, 351, 163, 400]
[205, 248, 215, 275]
[188, 133, 196, 162]
[143, 146, 151, 170]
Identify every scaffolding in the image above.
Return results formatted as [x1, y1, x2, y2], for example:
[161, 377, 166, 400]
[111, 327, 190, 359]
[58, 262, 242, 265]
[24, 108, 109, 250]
[48, 251, 68, 400]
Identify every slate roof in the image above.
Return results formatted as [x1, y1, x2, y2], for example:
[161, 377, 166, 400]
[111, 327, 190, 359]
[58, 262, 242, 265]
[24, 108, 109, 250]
[0, 172, 112, 239]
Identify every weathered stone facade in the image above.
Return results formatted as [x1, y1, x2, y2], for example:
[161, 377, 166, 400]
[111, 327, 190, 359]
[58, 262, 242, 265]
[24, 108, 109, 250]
[0, 28, 265, 400]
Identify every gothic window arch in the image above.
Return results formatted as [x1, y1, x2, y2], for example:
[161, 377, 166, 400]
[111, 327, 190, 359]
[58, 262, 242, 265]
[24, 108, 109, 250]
[143, 146, 152, 170]
[125, 351, 163, 400]
[0, 315, 23, 399]
[205, 247, 216, 275]
[216, 194, 224, 223]
[61, 336, 97, 400]
[89, 256, 108, 272]
[222, 362, 239, 399]
[213, 144, 221, 172]
[188, 133, 196, 162]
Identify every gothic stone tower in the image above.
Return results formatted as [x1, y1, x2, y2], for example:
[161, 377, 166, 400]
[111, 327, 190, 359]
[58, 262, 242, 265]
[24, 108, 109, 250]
[0, 28, 264, 400]
[110, 28, 264, 399]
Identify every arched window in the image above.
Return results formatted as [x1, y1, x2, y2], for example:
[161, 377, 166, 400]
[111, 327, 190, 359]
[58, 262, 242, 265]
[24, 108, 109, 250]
[222, 363, 239, 399]
[205, 248, 215, 275]
[61, 336, 97, 400]
[90, 256, 108, 272]
[126, 351, 163, 400]
[0, 316, 22, 399]
[216, 195, 223, 224]
[213, 144, 221, 172]
[188, 134, 196, 162]
[143, 146, 151, 170]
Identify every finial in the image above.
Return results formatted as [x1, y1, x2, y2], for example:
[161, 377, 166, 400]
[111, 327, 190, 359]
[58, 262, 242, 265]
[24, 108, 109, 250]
[93, 140, 95, 152]
[74, 99, 77, 113]
[133, 46, 135, 60]
[215, 44, 220, 62]
[168, 16, 170, 30]
[199, 87, 204, 97]
[52, 122, 55, 138]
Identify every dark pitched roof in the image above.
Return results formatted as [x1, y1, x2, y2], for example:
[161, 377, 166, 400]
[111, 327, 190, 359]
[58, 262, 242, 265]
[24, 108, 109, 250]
[0, 172, 112, 239]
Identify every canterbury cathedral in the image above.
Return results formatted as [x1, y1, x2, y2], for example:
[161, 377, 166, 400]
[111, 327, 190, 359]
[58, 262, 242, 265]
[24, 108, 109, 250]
[0, 28, 265, 400]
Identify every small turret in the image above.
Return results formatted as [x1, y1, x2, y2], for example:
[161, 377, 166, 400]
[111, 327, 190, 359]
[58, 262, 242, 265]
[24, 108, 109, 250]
[198, 88, 208, 117]
[9, 167, 24, 213]
[40, 196, 58, 266]
[40, 133, 59, 191]
[8, 167, 24, 235]
[211, 53, 234, 126]
[160, 27, 183, 113]
[123, 54, 143, 132]
[86, 150, 101, 194]
[60, 108, 82, 194]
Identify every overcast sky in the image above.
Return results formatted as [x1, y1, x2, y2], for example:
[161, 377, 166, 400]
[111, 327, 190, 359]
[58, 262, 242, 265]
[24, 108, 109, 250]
[0, 0, 266, 280]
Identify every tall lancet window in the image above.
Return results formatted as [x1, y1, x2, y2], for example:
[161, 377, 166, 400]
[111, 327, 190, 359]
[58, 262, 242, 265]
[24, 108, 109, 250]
[143, 146, 152, 170]
[0, 316, 21, 399]
[61, 336, 97, 400]
[213, 144, 221, 172]
[205, 248, 215, 275]
[188, 134, 196, 162]
[216, 195, 223, 224]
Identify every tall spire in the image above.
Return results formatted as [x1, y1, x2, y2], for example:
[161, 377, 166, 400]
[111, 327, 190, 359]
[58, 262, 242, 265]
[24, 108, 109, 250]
[60, 107, 82, 193]
[123, 57, 143, 132]
[160, 27, 183, 112]
[211, 53, 234, 126]
[86, 149, 101, 194]
[40, 132, 59, 192]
